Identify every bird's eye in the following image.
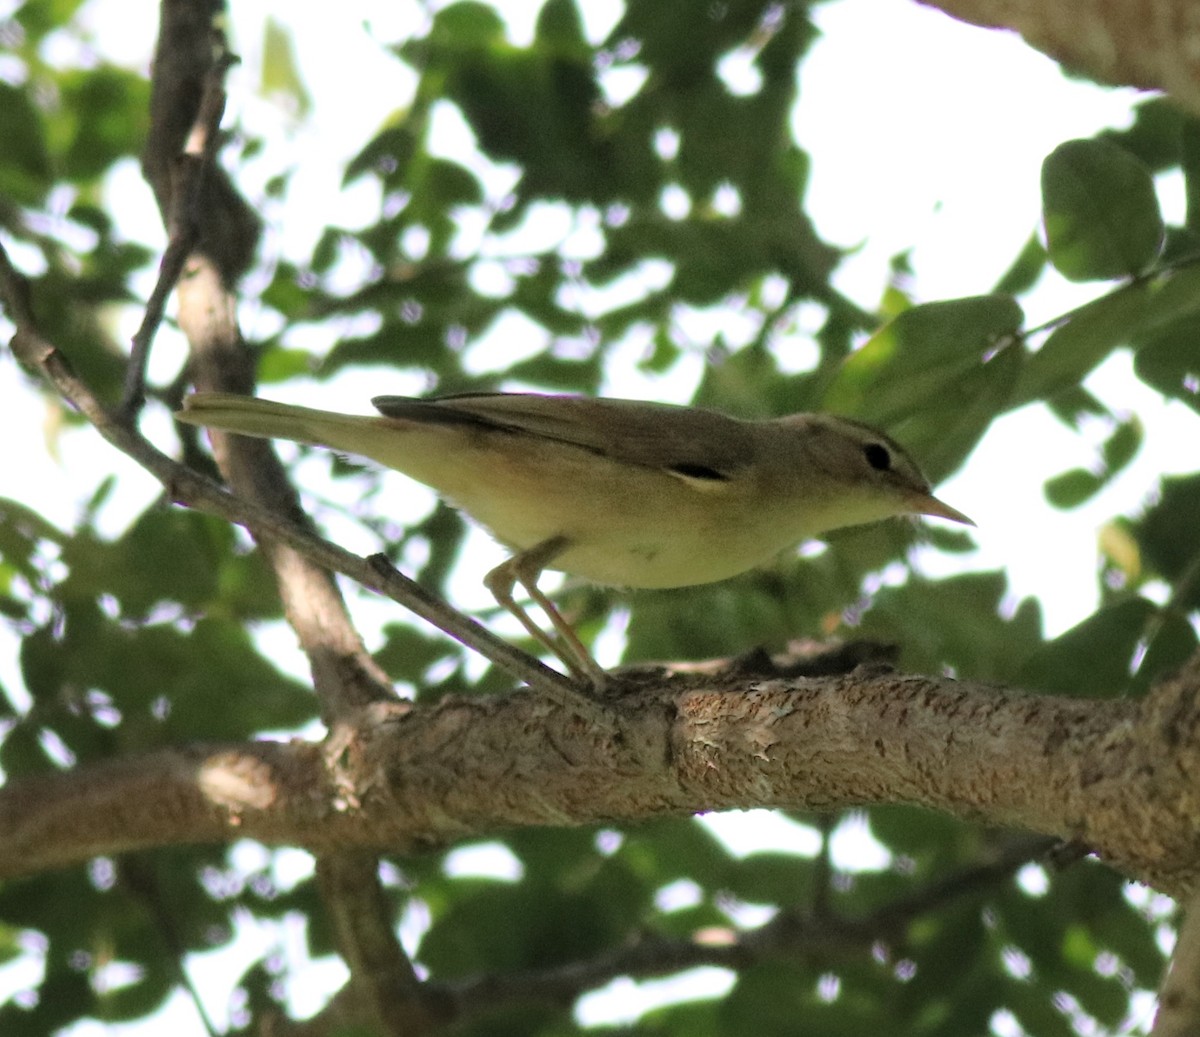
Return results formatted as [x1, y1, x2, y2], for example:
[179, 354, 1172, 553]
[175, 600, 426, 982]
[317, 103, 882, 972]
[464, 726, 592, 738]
[863, 443, 892, 471]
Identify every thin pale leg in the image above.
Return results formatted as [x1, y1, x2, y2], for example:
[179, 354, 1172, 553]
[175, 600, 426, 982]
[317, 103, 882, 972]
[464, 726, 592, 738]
[484, 536, 608, 688]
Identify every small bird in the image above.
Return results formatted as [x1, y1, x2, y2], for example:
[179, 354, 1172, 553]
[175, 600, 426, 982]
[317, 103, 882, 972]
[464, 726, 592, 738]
[177, 392, 972, 685]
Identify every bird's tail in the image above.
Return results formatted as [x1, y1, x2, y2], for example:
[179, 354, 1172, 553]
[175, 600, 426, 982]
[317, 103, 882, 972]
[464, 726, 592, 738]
[176, 392, 390, 460]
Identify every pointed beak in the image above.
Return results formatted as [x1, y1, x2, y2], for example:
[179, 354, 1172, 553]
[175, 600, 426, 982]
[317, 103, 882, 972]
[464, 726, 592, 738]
[913, 493, 975, 527]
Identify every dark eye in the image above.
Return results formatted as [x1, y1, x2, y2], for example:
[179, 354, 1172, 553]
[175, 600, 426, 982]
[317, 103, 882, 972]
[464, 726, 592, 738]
[863, 443, 892, 471]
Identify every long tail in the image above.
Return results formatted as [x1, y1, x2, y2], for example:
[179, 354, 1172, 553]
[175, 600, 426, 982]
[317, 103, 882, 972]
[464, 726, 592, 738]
[176, 392, 394, 462]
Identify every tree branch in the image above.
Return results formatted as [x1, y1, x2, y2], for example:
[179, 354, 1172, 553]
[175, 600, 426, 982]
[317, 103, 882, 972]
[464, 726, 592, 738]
[443, 833, 1056, 1017]
[3, 663, 1199, 897]
[317, 853, 449, 1035]
[922, 0, 1200, 118]
[139, 0, 397, 727]
[123, 36, 238, 415]
[118, 856, 220, 1037]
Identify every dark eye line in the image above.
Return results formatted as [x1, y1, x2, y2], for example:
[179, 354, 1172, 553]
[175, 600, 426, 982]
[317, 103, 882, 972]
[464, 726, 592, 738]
[863, 443, 892, 472]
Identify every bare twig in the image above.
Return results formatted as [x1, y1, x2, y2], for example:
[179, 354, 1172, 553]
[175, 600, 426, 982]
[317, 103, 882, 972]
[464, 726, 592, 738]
[871, 834, 1060, 930]
[119, 856, 220, 1037]
[122, 44, 239, 417]
[443, 833, 1054, 1017]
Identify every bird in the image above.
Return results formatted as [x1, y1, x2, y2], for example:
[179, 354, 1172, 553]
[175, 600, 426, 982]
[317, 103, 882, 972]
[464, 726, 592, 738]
[176, 391, 972, 686]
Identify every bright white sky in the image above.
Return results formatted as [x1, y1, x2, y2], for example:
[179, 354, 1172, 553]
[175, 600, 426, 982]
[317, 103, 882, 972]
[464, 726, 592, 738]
[0, 0, 1186, 1032]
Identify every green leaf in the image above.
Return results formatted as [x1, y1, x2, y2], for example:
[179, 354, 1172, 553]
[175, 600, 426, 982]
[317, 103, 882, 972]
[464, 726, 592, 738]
[419, 879, 638, 977]
[1008, 987, 1077, 1037]
[0, 498, 68, 584]
[619, 819, 735, 890]
[1042, 138, 1163, 281]
[439, 31, 610, 203]
[1044, 385, 1109, 429]
[257, 345, 317, 384]
[164, 620, 315, 737]
[1106, 97, 1187, 173]
[0, 82, 51, 204]
[1018, 598, 1157, 697]
[428, 1, 507, 48]
[96, 971, 173, 1023]
[891, 341, 1022, 482]
[1013, 282, 1150, 405]
[1090, 890, 1168, 982]
[1134, 315, 1200, 413]
[823, 294, 1023, 425]
[14, 0, 90, 43]
[1044, 468, 1103, 509]
[0, 720, 58, 776]
[722, 853, 814, 907]
[625, 579, 794, 664]
[59, 508, 234, 618]
[344, 124, 418, 186]
[1138, 260, 1200, 327]
[1134, 473, 1200, 610]
[536, 0, 587, 49]
[859, 570, 1042, 683]
[1182, 113, 1200, 233]
[55, 66, 150, 181]
[1043, 417, 1141, 510]
[375, 623, 458, 682]
[1102, 416, 1142, 471]
[1134, 611, 1200, 693]
[867, 806, 972, 862]
[262, 18, 313, 117]
[993, 233, 1047, 296]
[417, 157, 483, 212]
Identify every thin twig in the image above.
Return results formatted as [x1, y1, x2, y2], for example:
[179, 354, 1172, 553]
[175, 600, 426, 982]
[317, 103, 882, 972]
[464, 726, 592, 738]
[870, 834, 1059, 930]
[141, 5, 388, 724]
[317, 853, 447, 1035]
[121, 45, 239, 417]
[119, 857, 219, 1037]
[442, 835, 1055, 1019]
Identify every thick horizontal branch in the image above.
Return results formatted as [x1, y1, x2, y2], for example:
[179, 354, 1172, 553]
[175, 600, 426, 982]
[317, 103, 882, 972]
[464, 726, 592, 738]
[4, 661, 1200, 894]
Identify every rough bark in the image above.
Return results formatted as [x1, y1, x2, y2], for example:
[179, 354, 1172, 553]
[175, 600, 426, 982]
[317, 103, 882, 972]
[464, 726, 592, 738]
[3, 658, 1199, 898]
[922, 0, 1200, 115]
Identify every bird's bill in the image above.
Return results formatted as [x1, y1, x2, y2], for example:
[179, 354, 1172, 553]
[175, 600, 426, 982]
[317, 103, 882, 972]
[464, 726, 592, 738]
[913, 493, 975, 527]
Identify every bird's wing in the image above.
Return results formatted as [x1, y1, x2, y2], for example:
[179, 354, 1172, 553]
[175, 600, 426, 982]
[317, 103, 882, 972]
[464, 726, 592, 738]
[371, 393, 760, 478]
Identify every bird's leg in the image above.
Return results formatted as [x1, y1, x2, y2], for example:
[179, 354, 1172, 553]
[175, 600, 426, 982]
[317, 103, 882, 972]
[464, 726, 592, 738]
[484, 536, 608, 689]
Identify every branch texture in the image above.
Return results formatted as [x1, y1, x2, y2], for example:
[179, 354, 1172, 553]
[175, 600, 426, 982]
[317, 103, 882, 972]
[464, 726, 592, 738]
[923, 0, 1200, 116]
[3, 661, 1200, 897]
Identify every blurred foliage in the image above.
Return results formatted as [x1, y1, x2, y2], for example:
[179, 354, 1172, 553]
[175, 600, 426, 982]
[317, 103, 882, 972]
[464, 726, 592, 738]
[0, 0, 1197, 1033]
